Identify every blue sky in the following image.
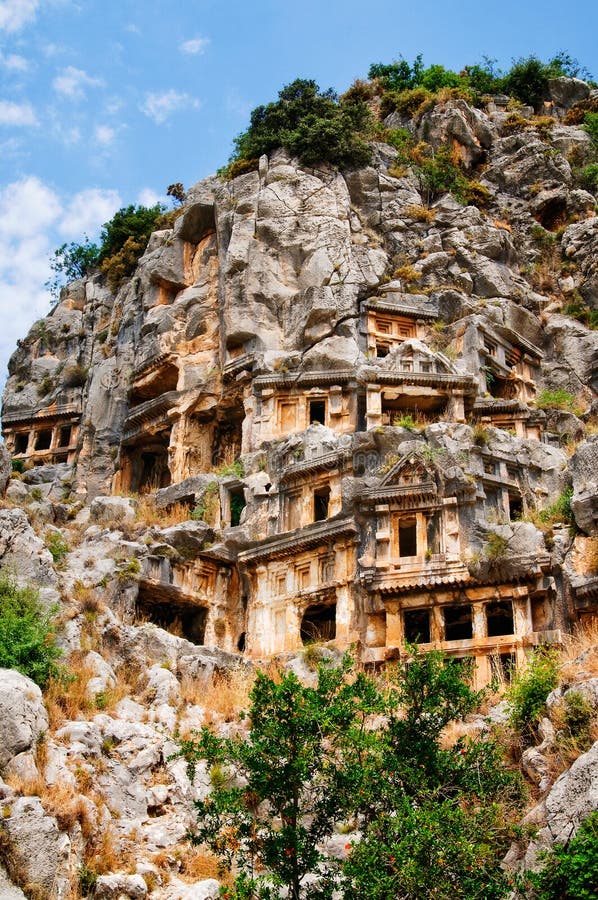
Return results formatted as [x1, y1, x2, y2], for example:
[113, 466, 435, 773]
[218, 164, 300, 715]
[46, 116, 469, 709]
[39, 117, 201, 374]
[0, 0, 597, 384]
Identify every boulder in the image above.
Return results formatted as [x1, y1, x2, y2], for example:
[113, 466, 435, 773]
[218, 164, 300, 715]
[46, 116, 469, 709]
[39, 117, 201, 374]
[515, 741, 598, 871]
[0, 669, 48, 768]
[90, 495, 138, 525]
[548, 77, 591, 115]
[0, 509, 57, 585]
[94, 873, 148, 899]
[3, 796, 71, 898]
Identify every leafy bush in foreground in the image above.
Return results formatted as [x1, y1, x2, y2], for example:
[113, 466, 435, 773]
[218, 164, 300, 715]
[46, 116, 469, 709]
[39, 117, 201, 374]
[180, 648, 521, 899]
[0, 572, 61, 687]
[522, 811, 598, 899]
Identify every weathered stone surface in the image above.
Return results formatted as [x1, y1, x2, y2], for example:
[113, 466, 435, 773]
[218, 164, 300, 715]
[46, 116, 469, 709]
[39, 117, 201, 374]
[94, 873, 148, 899]
[512, 741, 598, 871]
[0, 865, 28, 900]
[569, 437, 598, 534]
[0, 669, 48, 768]
[0, 508, 56, 585]
[90, 495, 138, 524]
[3, 796, 71, 898]
[548, 77, 591, 113]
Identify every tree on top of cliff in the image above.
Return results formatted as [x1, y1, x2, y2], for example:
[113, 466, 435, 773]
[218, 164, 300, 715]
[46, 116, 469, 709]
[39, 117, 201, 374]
[225, 78, 374, 175]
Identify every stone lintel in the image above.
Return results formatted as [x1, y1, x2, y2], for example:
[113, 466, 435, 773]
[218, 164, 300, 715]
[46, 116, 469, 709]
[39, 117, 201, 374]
[238, 517, 358, 564]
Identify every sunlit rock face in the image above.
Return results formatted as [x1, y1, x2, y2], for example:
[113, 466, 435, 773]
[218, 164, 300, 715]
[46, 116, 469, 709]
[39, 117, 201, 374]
[3, 101, 598, 688]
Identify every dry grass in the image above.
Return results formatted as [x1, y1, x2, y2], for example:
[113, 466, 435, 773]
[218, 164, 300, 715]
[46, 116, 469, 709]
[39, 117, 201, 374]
[559, 618, 598, 681]
[404, 204, 436, 223]
[44, 654, 96, 730]
[135, 496, 192, 527]
[83, 826, 124, 876]
[393, 263, 422, 284]
[182, 666, 255, 723]
[5, 777, 96, 837]
[178, 846, 233, 886]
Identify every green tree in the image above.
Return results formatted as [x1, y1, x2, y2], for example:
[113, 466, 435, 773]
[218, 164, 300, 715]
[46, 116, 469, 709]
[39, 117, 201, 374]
[0, 572, 61, 687]
[342, 649, 520, 899]
[502, 53, 592, 110]
[46, 237, 100, 301]
[179, 657, 381, 900]
[368, 55, 424, 92]
[181, 648, 521, 900]
[227, 78, 374, 173]
[97, 203, 165, 263]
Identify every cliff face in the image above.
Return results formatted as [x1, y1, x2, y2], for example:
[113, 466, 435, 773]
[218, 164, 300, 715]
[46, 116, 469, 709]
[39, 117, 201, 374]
[0, 78, 598, 900]
[2, 84, 598, 679]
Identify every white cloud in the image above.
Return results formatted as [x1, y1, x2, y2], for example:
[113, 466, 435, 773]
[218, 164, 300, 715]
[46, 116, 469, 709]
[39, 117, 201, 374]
[0, 0, 39, 33]
[140, 89, 200, 124]
[59, 187, 121, 238]
[0, 176, 61, 239]
[137, 187, 163, 207]
[0, 99, 37, 126]
[94, 124, 115, 145]
[180, 36, 209, 55]
[0, 51, 29, 71]
[53, 65, 104, 99]
[0, 175, 121, 384]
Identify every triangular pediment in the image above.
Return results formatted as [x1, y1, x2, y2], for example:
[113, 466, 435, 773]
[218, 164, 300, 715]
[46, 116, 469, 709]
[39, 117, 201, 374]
[380, 452, 436, 488]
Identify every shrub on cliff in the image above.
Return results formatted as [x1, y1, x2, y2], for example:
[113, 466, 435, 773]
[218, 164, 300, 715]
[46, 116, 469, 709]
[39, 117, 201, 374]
[223, 78, 374, 175]
[0, 573, 61, 687]
[180, 648, 521, 899]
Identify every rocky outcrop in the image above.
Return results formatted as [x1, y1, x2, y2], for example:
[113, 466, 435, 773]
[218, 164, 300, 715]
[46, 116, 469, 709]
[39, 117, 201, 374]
[0, 670, 48, 768]
[1, 84, 598, 897]
[507, 741, 598, 871]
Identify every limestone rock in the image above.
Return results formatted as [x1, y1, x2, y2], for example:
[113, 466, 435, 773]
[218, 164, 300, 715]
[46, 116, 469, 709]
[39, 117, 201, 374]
[517, 741, 598, 870]
[0, 866, 27, 900]
[548, 77, 591, 114]
[0, 669, 48, 768]
[94, 874, 148, 899]
[3, 796, 71, 899]
[0, 509, 56, 585]
[90, 495, 138, 525]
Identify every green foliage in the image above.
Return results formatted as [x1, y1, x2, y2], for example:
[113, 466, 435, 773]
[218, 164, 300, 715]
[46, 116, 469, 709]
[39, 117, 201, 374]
[45, 530, 70, 566]
[46, 238, 100, 301]
[370, 51, 592, 117]
[562, 295, 598, 329]
[368, 55, 425, 92]
[485, 531, 510, 560]
[523, 811, 598, 899]
[535, 389, 583, 415]
[48, 203, 167, 297]
[180, 656, 381, 900]
[0, 572, 62, 687]
[11, 458, 24, 473]
[78, 862, 98, 897]
[502, 52, 592, 110]
[181, 648, 520, 900]
[97, 204, 164, 263]
[507, 646, 559, 738]
[579, 163, 598, 193]
[561, 690, 594, 751]
[217, 459, 245, 478]
[225, 78, 374, 174]
[344, 649, 520, 900]
[417, 146, 472, 204]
